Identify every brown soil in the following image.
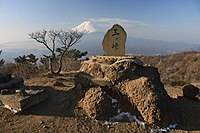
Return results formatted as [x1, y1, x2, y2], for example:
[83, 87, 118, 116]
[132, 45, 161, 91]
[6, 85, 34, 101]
[0, 72, 200, 133]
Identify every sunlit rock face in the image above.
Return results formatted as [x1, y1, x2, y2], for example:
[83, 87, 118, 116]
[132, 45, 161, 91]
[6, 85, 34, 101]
[77, 55, 175, 126]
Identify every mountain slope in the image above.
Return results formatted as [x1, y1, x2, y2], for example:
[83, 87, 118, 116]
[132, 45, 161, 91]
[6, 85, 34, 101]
[137, 51, 200, 84]
[72, 21, 99, 34]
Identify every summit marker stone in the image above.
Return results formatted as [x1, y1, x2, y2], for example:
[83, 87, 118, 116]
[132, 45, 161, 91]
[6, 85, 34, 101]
[102, 24, 127, 56]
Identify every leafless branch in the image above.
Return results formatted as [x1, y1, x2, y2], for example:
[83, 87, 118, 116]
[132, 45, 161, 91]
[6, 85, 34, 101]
[29, 30, 53, 53]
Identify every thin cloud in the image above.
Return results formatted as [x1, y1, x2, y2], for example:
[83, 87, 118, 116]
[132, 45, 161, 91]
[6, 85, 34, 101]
[89, 17, 149, 28]
[0, 12, 20, 19]
[0, 13, 11, 17]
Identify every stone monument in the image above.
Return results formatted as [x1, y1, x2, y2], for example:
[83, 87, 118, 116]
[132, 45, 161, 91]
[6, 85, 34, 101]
[102, 24, 127, 56]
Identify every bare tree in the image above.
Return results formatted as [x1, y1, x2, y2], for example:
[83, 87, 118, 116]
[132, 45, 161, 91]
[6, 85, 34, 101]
[29, 29, 83, 74]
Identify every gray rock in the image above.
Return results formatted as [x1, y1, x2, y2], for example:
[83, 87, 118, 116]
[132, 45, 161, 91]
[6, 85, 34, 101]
[0, 77, 24, 90]
[1, 89, 15, 95]
[0, 73, 11, 84]
[0, 89, 48, 112]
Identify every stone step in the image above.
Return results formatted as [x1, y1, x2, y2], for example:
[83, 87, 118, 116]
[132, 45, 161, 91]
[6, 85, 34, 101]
[0, 73, 11, 84]
[1, 89, 15, 95]
[0, 89, 48, 112]
[91, 78, 112, 87]
[0, 77, 24, 90]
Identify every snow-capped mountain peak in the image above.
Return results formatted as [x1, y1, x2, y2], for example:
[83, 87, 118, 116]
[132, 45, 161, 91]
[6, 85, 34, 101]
[72, 21, 98, 34]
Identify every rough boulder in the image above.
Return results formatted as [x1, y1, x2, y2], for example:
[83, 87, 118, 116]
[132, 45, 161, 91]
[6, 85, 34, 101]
[78, 87, 116, 120]
[78, 55, 175, 126]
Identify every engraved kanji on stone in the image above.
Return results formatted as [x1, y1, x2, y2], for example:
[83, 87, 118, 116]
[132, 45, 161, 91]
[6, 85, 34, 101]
[102, 24, 127, 56]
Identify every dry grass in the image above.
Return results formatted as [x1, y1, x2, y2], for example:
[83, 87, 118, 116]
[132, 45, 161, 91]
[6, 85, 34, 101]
[136, 51, 200, 84]
[0, 58, 81, 79]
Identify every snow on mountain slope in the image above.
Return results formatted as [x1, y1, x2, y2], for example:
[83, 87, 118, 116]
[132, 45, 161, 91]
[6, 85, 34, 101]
[72, 21, 99, 34]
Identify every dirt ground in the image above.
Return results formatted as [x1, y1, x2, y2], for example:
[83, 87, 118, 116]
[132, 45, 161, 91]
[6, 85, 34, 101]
[0, 72, 200, 133]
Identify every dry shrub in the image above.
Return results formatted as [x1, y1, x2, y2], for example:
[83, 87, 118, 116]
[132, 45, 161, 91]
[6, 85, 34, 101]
[61, 58, 81, 72]
[0, 62, 44, 79]
[137, 51, 200, 84]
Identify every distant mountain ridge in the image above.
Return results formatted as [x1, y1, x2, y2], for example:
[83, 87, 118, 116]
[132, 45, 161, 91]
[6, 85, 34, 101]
[73, 32, 199, 56]
[71, 21, 200, 55]
[1, 21, 200, 60]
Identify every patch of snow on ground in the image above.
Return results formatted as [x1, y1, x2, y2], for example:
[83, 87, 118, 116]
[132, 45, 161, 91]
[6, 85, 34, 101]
[118, 70, 125, 74]
[152, 123, 178, 133]
[111, 98, 118, 104]
[4, 105, 18, 114]
[109, 111, 145, 126]
[109, 96, 118, 104]
[117, 109, 121, 113]
[169, 123, 178, 128]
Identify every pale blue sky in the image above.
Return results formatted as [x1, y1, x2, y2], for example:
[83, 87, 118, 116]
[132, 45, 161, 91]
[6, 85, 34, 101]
[0, 0, 200, 44]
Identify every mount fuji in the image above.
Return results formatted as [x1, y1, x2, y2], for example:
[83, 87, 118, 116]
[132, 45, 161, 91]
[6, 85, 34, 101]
[71, 21, 105, 54]
[72, 21, 101, 34]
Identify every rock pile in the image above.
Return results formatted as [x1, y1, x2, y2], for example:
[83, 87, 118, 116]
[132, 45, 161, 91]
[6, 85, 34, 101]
[0, 73, 48, 112]
[77, 56, 175, 126]
[0, 73, 23, 95]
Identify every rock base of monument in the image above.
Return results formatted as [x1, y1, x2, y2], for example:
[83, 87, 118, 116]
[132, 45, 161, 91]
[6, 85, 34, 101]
[77, 55, 177, 127]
